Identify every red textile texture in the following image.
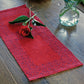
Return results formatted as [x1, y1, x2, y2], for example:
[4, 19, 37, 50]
[0, 5, 83, 81]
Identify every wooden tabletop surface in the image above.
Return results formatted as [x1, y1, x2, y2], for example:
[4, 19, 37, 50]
[0, 0, 84, 84]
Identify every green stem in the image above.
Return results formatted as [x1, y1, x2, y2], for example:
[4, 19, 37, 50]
[60, 7, 70, 17]
[25, 14, 37, 25]
[60, 2, 74, 17]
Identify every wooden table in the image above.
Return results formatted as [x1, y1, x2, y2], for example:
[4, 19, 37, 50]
[0, 0, 84, 84]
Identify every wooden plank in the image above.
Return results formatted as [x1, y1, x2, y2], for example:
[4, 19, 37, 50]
[0, 52, 17, 84]
[0, 38, 29, 84]
[0, 38, 49, 84]
[0, 0, 84, 84]
[0, 0, 50, 83]
[27, 0, 84, 84]
[0, 0, 25, 10]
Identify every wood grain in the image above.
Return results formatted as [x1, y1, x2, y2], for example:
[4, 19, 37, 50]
[0, 0, 84, 84]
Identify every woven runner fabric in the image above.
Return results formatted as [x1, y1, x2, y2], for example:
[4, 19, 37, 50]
[0, 5, 83, 81]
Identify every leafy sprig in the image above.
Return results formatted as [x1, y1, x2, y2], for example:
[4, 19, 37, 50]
[9, 15, 46, 27]
[60, 0, 83, 17]
[9, 14, 46, 39]
[64, 0, 84, 4]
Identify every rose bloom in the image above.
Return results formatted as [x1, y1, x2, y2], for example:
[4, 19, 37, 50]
[19, 26, 31, 37]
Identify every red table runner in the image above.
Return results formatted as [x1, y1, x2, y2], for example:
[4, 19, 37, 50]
[0, 5, 83, 81]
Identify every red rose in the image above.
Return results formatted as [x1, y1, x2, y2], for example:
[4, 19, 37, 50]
[19, 26, 31, 37]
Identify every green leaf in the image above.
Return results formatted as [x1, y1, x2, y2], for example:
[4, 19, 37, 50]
[75, 0, 84, 4]
[29, 26, 33, 31]
[81, 0, 84, 4]
[27, 32, 33, 39]
[9, 15, 29, 24]
[32, 19, 46, 27]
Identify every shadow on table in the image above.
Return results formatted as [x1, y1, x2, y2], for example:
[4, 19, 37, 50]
[26, 0, 51, 9]
[27, 0, 51, 3]
[54, 24, 77, 40]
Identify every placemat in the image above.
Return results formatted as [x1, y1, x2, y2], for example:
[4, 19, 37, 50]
[0, 5, 83, 81]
